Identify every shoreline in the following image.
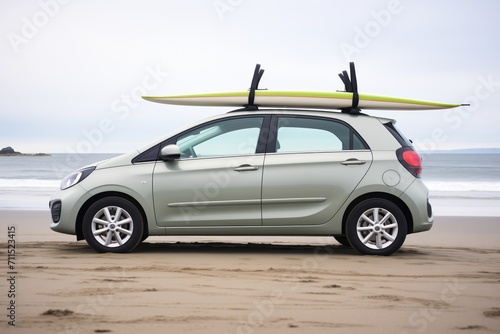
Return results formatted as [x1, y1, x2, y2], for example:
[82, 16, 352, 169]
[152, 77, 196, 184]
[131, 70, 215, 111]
[2, 189, 500, 217]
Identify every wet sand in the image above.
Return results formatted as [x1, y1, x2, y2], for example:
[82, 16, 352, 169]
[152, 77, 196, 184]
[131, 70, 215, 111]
[0, 211, 499, 333]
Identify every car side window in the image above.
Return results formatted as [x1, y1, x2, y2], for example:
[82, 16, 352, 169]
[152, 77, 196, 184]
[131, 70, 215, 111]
[176, 117, 264, 158]
[276, 117, 367, 153]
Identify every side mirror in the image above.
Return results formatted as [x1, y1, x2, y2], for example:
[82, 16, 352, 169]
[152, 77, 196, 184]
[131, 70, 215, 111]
[159, 144, 181, 162]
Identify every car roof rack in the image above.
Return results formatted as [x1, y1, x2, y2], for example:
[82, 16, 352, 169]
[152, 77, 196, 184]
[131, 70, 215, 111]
[232, 62, 362, 114]
[338, 62, 361, 114]
[232, 64, 266, 112]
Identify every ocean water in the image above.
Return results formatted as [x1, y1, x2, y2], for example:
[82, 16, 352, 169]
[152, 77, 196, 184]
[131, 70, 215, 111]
[0, 153, 499, 216]
[0, 154, 118, 211]
[420, 153, 500, 216]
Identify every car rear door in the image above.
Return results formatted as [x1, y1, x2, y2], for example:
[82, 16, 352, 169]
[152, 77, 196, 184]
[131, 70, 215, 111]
[262, 115, 372, 226]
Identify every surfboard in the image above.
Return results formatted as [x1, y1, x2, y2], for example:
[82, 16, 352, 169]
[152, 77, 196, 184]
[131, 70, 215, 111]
[143, 90, 462, 110]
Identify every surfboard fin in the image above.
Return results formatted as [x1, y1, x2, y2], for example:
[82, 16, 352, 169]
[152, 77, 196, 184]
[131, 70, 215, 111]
[338, 62, 361, 114]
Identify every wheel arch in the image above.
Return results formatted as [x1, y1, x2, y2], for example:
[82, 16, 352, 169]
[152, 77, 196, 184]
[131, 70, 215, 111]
[76, 191, 149, 241]
[341, 192, 413, 236]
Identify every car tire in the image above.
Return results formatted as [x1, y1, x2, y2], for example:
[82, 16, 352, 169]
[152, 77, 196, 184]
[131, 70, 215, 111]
[346, 199, 407, 256]
[333, 236, 351, 247]
[82, 197, 144, 253]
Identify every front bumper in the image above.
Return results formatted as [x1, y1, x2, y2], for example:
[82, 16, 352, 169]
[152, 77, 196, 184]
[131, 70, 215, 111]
[49, 184, 90, 236]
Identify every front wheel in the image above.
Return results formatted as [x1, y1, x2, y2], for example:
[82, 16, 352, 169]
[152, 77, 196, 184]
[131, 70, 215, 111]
[346, 199, 407, 256]
[82, 197, 144, 253]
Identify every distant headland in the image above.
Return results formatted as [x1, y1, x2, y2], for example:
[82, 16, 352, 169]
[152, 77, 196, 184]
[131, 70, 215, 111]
[0, 146, 50, 156]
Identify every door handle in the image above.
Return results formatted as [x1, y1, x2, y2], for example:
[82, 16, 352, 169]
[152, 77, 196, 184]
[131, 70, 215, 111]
[234, 164, 259, 172]
[341, 159, 366, 166]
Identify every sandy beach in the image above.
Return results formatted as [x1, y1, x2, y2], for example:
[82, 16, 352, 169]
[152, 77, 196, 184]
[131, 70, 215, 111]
[1, 210, 499, 333]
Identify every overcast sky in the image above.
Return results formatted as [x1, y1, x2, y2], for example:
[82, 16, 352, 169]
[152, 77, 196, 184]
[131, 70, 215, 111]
[1, 0, 499, 153]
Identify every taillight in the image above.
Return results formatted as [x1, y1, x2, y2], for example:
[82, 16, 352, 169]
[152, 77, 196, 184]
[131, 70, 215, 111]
[397, 147, 422, 177]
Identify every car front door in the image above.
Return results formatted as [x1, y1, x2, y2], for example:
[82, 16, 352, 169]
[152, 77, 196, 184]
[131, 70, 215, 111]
[153, 116, 267, 227]
[262, 115, 372, 226]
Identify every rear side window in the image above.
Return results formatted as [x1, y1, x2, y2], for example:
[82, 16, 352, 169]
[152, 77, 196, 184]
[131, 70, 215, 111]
[275, 116, 368, 153]
[384, 121, 413, 147]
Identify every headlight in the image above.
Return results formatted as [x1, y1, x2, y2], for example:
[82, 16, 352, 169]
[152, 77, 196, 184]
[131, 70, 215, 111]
[60, 166, 96, 190]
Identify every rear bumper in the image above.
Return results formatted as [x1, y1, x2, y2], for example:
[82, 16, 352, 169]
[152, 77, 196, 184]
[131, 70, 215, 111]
[401, 179, 434, 233]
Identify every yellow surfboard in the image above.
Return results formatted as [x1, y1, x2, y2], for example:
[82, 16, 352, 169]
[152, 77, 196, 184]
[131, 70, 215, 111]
[143, 90, 461, 110]
[144, 63, 465, 111]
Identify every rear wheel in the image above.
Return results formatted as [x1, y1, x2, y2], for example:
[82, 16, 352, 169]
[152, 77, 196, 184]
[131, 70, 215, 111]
[346, 199, 407, 256]
[82, 197, 143, 253]
[333, 235, 351, 247]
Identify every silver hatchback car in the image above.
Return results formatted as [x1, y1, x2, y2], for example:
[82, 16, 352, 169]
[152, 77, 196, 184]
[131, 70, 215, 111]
[49, 108, 433, 255]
